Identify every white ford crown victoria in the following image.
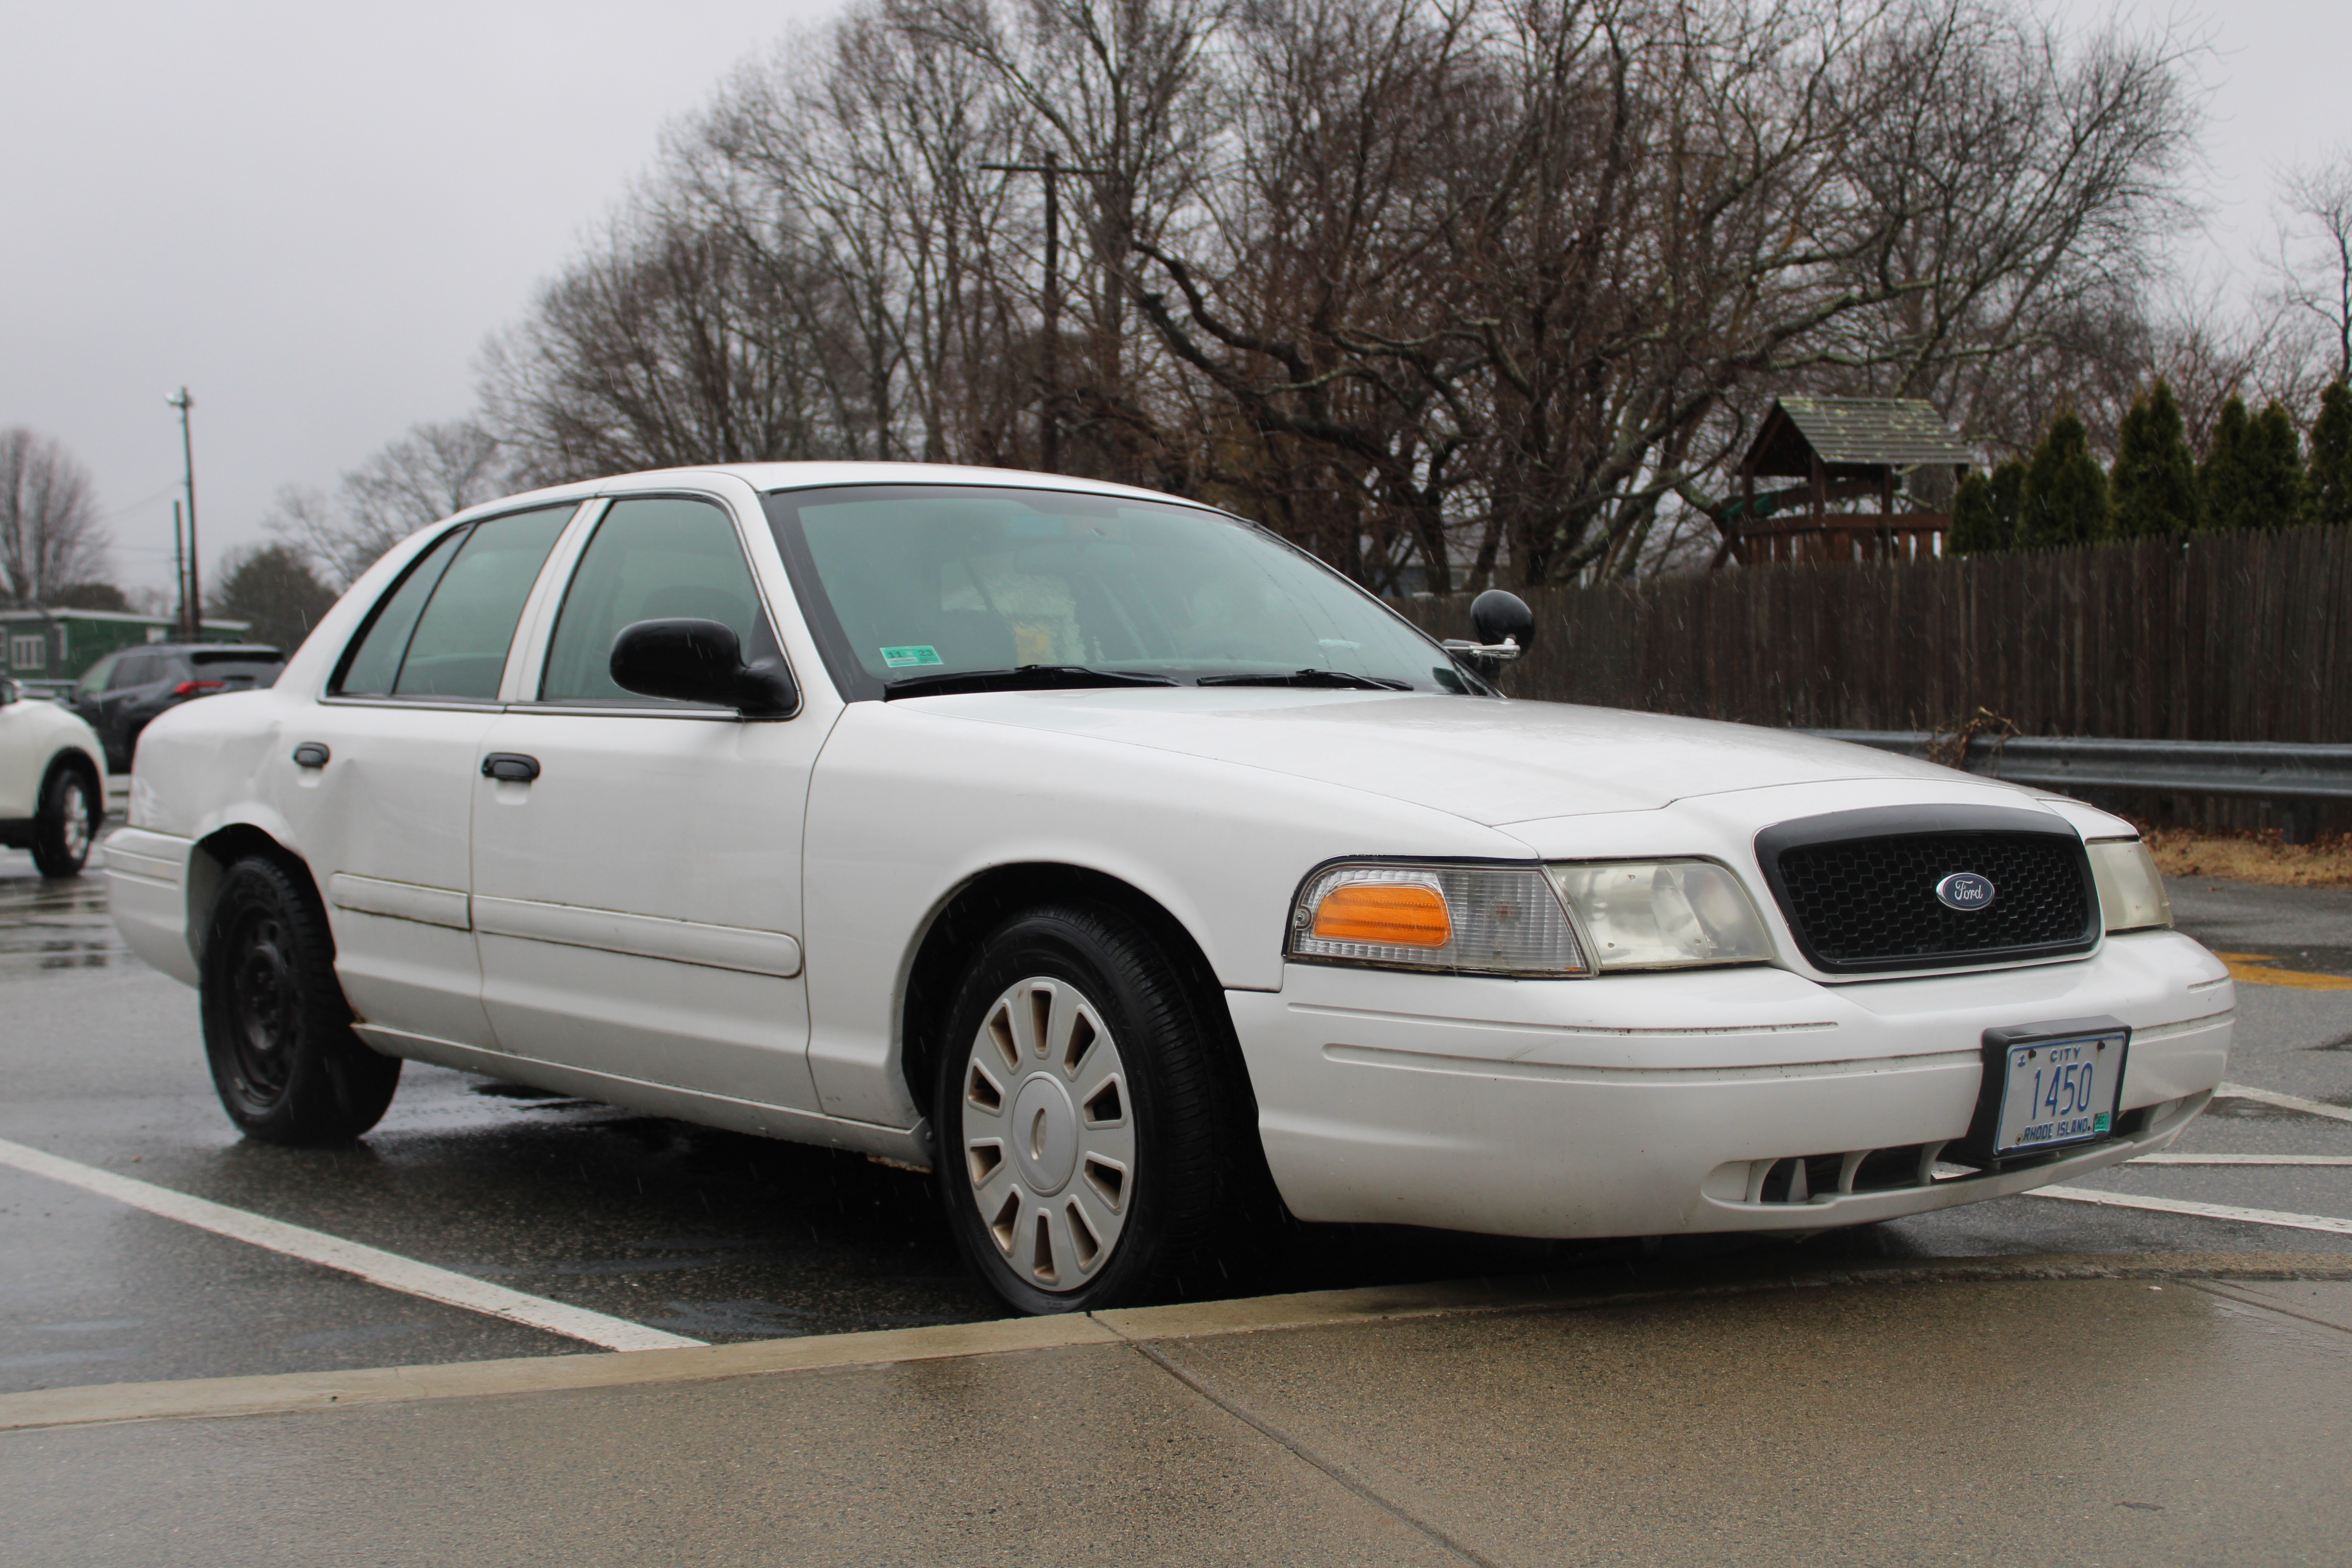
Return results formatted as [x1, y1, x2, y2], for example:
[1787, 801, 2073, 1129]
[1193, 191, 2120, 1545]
[109, 463, 2230, 1312]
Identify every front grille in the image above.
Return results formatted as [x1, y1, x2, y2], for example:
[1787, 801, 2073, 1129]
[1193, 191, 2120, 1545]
[1757, 807, 2097, 974]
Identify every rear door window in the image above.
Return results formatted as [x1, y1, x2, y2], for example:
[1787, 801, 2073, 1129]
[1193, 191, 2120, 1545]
[336, 527, 468, 696]
[334, 506, 575, 700]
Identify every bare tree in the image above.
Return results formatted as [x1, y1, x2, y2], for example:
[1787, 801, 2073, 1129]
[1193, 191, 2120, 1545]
[1098, 0, 2198, 585]
[449, 0, 2202, 589]
[0, 429, 111, 608]
[678, 8, 1031, 465]
[893, 0, 1233, 486]
[478, 206, 861, 481]
[267, 419, 515, 585]
[2270, 147, 2352, 385]
[209, 543, 339, 654]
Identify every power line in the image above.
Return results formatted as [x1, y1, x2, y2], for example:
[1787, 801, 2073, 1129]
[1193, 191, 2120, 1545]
[94, 482, 183, 526]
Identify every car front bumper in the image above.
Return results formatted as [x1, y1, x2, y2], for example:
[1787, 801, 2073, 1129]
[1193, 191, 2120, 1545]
[1227, 929, 2232, 1237]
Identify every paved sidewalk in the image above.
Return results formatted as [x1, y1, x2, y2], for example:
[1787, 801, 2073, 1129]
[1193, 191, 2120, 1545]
[4, 1253, 2348, 1567]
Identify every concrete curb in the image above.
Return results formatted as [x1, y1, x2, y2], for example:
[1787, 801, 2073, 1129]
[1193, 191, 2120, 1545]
[1091, 1248, 2352, 1340]
[5, 1249, 2347, 1434]
[0, 1316, 1119, 1434]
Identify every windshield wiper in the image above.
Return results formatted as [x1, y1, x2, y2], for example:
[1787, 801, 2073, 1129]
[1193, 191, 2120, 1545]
[882, 665, 1182, 700]
[1196, 669, 1413, 691]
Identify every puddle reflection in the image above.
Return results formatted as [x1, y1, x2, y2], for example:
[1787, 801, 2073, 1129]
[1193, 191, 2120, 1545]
[0, 847, 136, 978]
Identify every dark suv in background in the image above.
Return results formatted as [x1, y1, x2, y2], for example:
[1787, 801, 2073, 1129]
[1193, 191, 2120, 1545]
[70, 644, 284, 772]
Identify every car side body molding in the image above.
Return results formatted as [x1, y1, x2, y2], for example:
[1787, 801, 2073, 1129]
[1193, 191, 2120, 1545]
[472, 895, 804, 979]
[328, 873, 472, 931]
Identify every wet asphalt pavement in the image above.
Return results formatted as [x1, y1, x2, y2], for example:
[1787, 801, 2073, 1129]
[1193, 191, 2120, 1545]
[2, 837, 2347, 1396]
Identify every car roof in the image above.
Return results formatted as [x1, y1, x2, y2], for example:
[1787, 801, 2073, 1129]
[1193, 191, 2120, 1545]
[453, 461, 1232, 522]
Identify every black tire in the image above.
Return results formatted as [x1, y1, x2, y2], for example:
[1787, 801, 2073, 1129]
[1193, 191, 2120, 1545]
[200, 855, 400, 1143]
[29, 759, 101, 879]
[934, 903, 1263, 1314]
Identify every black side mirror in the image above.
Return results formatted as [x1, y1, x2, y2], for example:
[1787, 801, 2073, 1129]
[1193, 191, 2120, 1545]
[1470, 589, 1535, 652]
[609, 619, 798, 717]
[1443, 589, 1536, 681]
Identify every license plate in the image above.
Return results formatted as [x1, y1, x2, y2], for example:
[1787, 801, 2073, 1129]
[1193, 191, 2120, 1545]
[1982, 1020, 2129, 1157]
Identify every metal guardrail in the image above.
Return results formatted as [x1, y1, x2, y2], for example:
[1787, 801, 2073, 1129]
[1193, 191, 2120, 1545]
[1807, 731, 2352, 843]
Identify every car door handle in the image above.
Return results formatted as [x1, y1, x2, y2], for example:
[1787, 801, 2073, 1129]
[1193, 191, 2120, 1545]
[291, 742, 330, 769]
[482, 753, 541, 783]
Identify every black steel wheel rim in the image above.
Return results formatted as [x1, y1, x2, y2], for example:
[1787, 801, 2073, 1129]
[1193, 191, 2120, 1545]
[226, 908, 299, 1098]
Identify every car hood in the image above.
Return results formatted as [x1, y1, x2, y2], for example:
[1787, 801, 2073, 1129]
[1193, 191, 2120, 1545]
[906, 688, 1976, 825]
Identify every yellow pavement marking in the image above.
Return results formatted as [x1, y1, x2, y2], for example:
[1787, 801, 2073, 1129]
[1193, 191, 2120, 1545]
[2210, 953, 2352, 992]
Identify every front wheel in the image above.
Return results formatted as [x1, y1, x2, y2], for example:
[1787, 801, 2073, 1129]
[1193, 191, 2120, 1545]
[29, 761, 100, 878]
[200, 855, 400, 1143]
[935, 904, 1262, 1313]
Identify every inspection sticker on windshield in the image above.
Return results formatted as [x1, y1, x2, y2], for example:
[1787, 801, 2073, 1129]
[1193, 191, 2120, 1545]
[881, 646, 944, 668]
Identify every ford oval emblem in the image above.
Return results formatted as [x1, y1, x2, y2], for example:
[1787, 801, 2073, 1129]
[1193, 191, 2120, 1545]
[1935, 871, 1996, 911]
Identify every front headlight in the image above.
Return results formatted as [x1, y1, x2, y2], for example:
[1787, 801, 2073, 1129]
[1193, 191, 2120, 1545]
[1287, 857, 1780, 976]
[1289, 862, 1586, 975]
[2087, 838, 2171, 932]
[1546, 860, 1776, 970]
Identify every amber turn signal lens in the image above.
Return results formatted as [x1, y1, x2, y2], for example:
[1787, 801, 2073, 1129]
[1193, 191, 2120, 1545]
[1311, 882, 1453, 947]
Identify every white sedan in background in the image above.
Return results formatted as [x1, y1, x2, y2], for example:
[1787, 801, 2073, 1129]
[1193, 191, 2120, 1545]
[108, 463, 2230, 1312]
[0, 675, 107, 878]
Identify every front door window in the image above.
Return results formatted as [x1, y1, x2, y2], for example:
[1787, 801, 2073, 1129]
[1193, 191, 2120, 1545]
[539, 497, 779, 704]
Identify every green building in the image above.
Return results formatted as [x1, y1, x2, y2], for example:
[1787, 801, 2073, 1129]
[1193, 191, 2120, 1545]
[0, 609, 254, 690]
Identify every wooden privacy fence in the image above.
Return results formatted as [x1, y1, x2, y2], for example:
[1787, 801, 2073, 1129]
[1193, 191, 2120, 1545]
[1397, 524, 2352, 744]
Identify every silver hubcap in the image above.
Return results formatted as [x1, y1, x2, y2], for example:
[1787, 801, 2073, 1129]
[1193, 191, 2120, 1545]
[59, 780, 91, 860]
[960, 976, 1134, 1292]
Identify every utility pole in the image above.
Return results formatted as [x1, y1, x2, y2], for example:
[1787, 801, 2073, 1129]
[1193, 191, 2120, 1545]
[982, 151, 1111, 473]
[167, 387, 201, 639]
[172, 501, 186, 637]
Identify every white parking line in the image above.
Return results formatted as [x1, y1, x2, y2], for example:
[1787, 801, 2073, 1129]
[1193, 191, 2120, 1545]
[2031, 1186, 2352, 1236]
[2132, 1154, 2352, 1166]
[0, 1137, 703, 1352]
[2216, 1083, 2352, 1125]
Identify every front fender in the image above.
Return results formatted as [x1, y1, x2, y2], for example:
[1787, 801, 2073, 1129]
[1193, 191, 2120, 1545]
[800, 700, 1526, 1127]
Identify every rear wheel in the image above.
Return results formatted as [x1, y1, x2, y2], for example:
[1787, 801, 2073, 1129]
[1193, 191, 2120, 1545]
[200, 855, 400, 1143]
[935, 904, 1261, 1313]
[29, 761, 100, 878]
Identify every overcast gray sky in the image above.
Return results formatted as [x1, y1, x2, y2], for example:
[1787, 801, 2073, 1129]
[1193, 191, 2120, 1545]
[2, 0, 837, 597]
[3, 0, 2348, 598]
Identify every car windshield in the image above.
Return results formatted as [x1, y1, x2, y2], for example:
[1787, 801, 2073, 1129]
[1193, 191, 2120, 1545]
[762, 485, 1477, 701]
